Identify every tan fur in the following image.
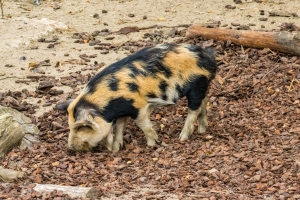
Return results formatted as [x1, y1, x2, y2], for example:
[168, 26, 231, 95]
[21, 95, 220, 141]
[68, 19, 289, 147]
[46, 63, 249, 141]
[133, 61, 145, 72]
[67, 91, 86, 124]
[163, 46, 212, 81]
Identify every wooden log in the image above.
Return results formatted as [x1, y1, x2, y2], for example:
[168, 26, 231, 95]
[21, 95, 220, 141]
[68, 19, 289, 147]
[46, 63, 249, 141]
[33, 184, 99, 199]
[186, 26, 300, 56]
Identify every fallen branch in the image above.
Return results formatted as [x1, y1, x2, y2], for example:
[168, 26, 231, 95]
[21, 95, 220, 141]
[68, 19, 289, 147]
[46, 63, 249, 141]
[113, 24, 191, 35]
[0, 0, 4, 19]
[186, 26, 300, 56]
[269, 11, 298, 17]
[33, 184, 99, 199]
[0, 0, 3, 18]
[0, 76, 18, 80]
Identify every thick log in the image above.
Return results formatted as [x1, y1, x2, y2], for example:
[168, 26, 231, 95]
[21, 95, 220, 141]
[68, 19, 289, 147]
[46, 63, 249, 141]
[186, 26, 300, 56]
[33, 184, 99, 199]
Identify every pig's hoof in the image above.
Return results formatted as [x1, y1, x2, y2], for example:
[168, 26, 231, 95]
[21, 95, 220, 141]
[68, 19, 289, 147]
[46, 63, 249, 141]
[179, 137, 188, 142]
[179, 132, 189, 141]
[198, 125, 207, 133]
[147, 138, 156, 146]
[112, 141, 123, 151]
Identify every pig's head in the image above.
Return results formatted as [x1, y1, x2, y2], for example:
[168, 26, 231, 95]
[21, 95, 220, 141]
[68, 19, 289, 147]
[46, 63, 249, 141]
[56, 98, 114, 152]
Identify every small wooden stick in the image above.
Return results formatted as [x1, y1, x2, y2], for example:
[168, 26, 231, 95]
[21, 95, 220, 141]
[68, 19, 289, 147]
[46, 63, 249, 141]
[0, 0, 3, 18]
[288, 77, 295, 92]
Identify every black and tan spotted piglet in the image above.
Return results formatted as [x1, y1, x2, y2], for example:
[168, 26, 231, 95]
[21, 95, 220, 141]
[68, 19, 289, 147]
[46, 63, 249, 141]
[56, 43, 217, 152]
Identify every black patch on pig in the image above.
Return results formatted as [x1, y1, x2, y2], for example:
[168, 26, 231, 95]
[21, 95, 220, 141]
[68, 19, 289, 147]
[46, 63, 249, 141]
[101, 97, 139, 122]
[108, 75, 119, 91]
[161, 94, 168, 101]
[126, 63, 147, 77]
[172, 97, 178, 103]
[175, 84, 182, 96]
[159, 80, 168, 92]
[127, 82, 139, 92]
[186, 76, 208, 111]
[176, 82, 194, 98]
[159, 81, 168, 100]
[146, 93, 157, 98]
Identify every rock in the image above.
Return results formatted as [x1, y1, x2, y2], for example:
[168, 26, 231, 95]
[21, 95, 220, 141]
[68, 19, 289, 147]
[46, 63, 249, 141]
[168, 28, 177, 38]
[259, 17, 268, 21]
[253, 174, 261, 181]
[93, 13, 100, 19]
[233, 0, 242, 4]
[0, 106, 39, 135]
[0, 106, 39, 157]
[208, 168, 218, 174]
[260, 10, 265, 15]
[231, 22, 240, 26]
[0, 167, 25, 182]
[0, 113, 25, 158]
[20, 134, 40, 150]
[47, 44, 55, 48]
[33, 0, 41, 5]
[2, 17, 68, 49]
[139, 177, 147, 182]
[225, 5, 236, 9]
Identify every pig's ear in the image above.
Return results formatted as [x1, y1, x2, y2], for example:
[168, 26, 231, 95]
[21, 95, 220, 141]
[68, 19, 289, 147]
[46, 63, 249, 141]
[72, 120, 95, 132]
[72, 111, 96, 132]
[55, 99, 74, 111]
[76, 110, 94, 122]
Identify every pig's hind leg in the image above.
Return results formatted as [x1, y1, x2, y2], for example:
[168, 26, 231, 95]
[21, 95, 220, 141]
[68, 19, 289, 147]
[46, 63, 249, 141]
[197, 96, 208, 133]
[179, 76, 208, 141]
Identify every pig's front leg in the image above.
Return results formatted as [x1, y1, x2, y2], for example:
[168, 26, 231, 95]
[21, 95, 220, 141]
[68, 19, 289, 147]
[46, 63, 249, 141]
[134, 106, 158, 146]
[112, 117, 127, 151]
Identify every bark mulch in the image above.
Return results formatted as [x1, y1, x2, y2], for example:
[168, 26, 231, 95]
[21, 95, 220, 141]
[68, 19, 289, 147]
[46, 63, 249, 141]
[1, 35, 300, 199]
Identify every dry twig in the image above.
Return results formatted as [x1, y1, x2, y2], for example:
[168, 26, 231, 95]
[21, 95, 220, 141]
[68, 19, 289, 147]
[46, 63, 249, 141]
[288, 77, 295, 92]
[0, 0, 4, 18]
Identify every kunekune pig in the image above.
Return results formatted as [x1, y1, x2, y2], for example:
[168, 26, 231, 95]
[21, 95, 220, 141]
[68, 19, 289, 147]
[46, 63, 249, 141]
[56, 43, 217, 152]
